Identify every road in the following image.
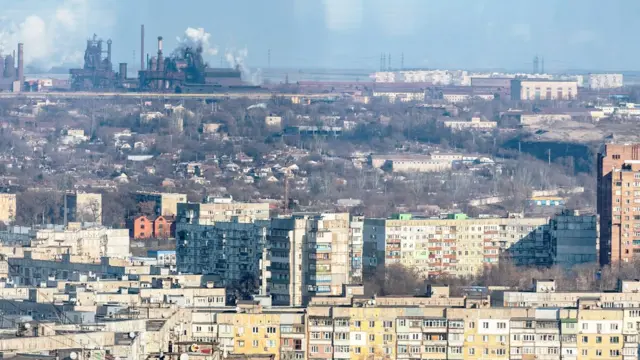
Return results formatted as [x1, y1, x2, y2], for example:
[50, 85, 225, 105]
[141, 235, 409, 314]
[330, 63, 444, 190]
[0, 91, 340, 101]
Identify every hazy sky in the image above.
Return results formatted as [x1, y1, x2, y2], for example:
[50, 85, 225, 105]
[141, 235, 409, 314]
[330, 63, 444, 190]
[0, 0, 636, 72]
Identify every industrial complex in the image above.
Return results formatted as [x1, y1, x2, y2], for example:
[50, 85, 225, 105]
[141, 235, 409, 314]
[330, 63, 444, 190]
[66, 25, 253, 93]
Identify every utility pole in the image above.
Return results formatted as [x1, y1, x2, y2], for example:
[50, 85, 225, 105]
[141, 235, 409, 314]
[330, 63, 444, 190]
[388, 53, 391, 71]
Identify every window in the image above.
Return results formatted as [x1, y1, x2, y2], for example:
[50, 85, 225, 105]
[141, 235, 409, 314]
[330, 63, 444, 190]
[611, 349, 621, 357]
[596, 336, 602, 344]
[582, 323, 588, 330]
[237, 340, 244, 347]
[482, 322, 489, 329]
[354, 347, 361, 354]
[582, 350, 588, 356]
[252, 340, 259, 348]
[611, 323, 619, 330]
[310, 346, 318, 353]
[496, 349, 506, 355]
[582, 336, 588, 343]
[267, 327, 276, 334]
[383, 334, 392, 341]
[596, 350, 602, 356]
[482, 335, 488, 342]
[611, 336, 620, 344]
[383, 321, 392, 328]
[469, 348, 475, 355]
[497, 322, 506, 329]
[369, 321, 375, 327]
[355, 334, 362, 341]
[369, 334, 375, 341]
[252, 326, 259, 334]
[483, 348, 489, 355]
[266, 340, 276, 348]
[354, 320, 361, 328]
[469, 321, 475, 328]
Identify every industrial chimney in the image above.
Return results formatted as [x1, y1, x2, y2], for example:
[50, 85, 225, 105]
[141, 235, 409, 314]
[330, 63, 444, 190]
[17, 43, 24, 92]
[140, 24, 145, 71]
[157, 36, 164, 71]
[107, 39, 112, 66]
[119, 63, 127, 81]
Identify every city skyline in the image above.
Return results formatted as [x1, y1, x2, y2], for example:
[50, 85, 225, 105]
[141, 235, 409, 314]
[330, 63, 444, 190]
[1, 0, 639, 72]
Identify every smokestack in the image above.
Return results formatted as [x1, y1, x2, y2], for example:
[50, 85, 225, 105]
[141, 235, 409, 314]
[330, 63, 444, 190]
[119, 63, 127, 80]
[17, 43, 23, 92]
[107, 39, 112, 65]
[140, 25, 145, 71]
[157, 36, 164, 71]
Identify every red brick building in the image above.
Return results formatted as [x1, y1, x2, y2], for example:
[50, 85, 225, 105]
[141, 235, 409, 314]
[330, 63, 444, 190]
[131, 215, 175, 239]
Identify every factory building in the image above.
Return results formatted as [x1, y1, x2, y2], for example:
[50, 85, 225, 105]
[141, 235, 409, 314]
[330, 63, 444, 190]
[0, 43, 24, 92]
[510, 79, 578, 101]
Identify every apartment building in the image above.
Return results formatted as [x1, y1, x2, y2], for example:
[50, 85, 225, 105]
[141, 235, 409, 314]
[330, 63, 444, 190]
[443, 116, 497, 131]
[65, 192, 102, 224]
[177, 201, 270, 225]
[131, 215, 175, 239]
[176, 218, 269, 286]
[267, 213, 350, 306]
[0, 193, 16, 224]
[510, 79, 578, 101]
[588, 73, 623, 89]
[363, 213, 550, 278]
[597, 143, 640, 264]
[349, 215, 364, 284]
[32, 226, 130, 259]
[549, 210, 599, 268]
[135, 191, 187, 216]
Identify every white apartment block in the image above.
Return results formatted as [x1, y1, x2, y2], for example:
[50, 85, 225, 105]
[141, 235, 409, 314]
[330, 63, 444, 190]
[588, 73, 623, 89]
[363, 213, 550, 278]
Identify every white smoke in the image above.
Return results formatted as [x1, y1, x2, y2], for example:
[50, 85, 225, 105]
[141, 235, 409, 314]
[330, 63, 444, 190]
[225, 47, 262, 86]
[176, 27, 218, 56]
[0, 0, 113, 70]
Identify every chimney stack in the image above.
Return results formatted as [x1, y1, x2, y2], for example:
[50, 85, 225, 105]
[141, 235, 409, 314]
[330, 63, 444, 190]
[119, 63, 127, 80]
[17, 43, 23, 92]
[140, 24, 145, 71]
[157, 36, 163, 71]
[106, 39, 112, 65]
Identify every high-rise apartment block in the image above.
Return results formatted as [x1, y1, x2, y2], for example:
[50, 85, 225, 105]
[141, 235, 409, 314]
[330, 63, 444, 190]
[267, 213, 350, 306]
[175, 201, 271, 285]
[363, 213, 550, 277]
[597, 143, 640, 265]
[349, 215, 364, 284]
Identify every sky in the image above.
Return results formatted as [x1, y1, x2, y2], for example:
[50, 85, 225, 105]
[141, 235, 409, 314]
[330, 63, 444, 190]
[0, 0, 636, 72]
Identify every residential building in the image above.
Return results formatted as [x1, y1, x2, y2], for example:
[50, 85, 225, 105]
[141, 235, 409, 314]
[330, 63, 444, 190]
[176, 217, 269, 286]
[349, 215, 364, 284]
[363, 213, 550, 278]
[549, 210, 599, 268]
[265, 115, 282, 127]
[131, 215, 175, 239]
[135, 191, 187, 217]
[443, 116, 497, 131]
[177, 200, 270, 225]
[588, 73, 623, 89]
[597, 143, 640, 265]
[510, 79, 578, 101]
[64, 192, 102, 224]
[372, 87, 425, 103]
[267, 213, 350, 306]
[0, 193, 16, 224]
[32, 226, 130, 259]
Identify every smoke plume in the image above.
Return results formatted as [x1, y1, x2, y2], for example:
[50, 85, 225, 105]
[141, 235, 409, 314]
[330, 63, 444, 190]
[225, 48, 262, 86]
[176, 27, 218, 56]
[0, 0, 114, 70]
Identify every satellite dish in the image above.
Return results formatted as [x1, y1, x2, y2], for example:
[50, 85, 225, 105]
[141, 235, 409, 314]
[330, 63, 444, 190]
[23, 323, 31, 329]
[129, 332, 136, 339]
[70, 352, 78, 360]
[179, 354, 189, 360]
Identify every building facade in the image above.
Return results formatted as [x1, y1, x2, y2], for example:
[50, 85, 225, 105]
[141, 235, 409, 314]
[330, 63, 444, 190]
[135, 191, 187, 217]
[0, 193, 16, 224]
[510, 79, 578, 101]
[65, 192, 102, 224]
[267, 213, 350, 306]
[549, 210, 599, 268]
[588, 73, 623, 89]
[597, 143, 640, 265]
[363, 213, 550, 278]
